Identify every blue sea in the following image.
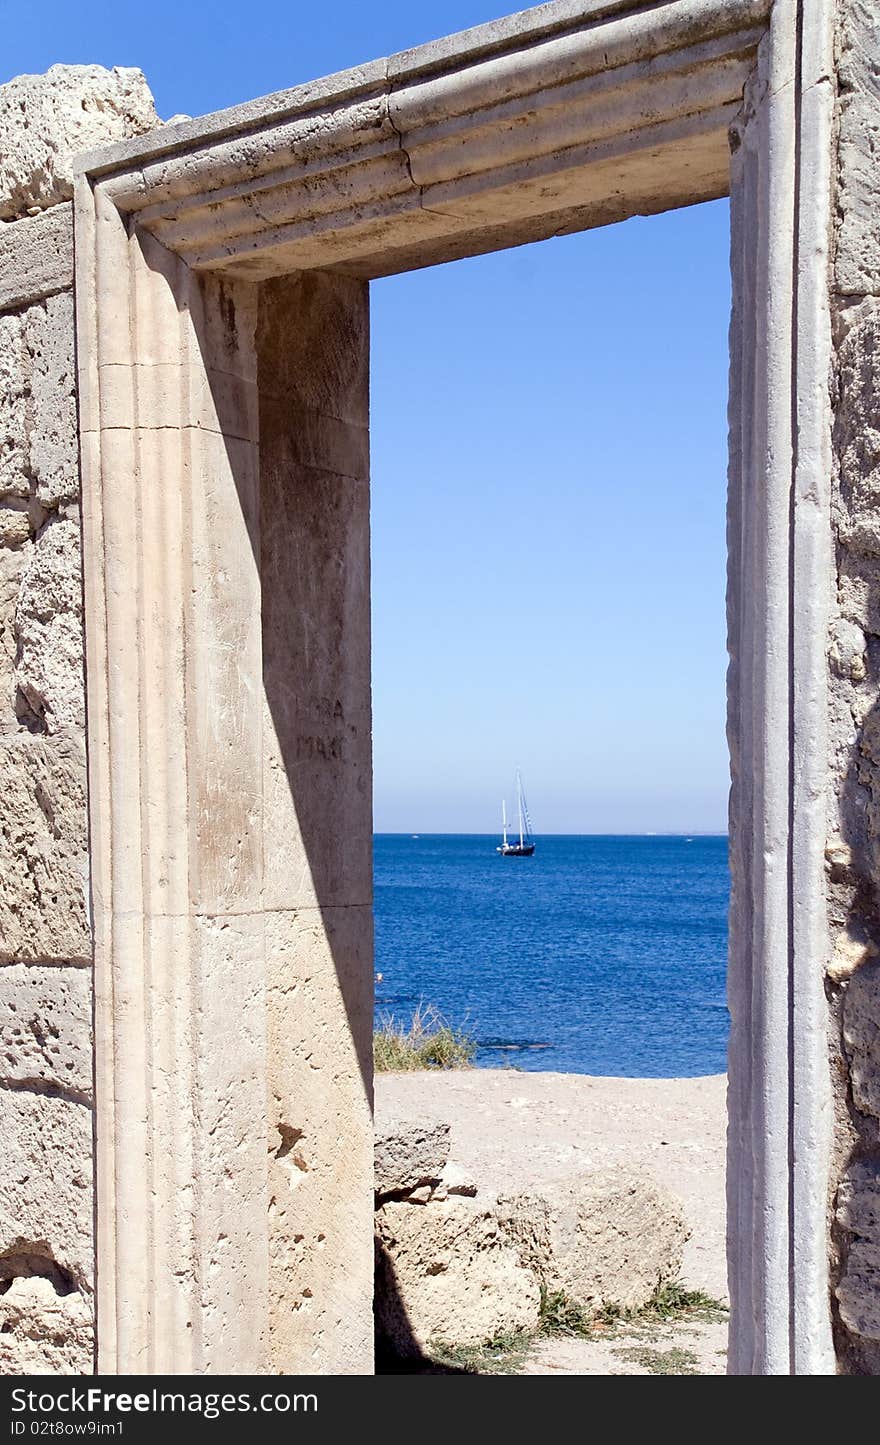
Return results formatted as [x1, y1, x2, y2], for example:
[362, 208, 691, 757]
[373, 834, 729, 1078]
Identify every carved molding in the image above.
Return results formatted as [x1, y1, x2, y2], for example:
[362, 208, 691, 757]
[77, 0, 769, 278]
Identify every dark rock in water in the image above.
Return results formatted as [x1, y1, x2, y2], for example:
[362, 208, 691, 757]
[478, 1039, 551, 1052]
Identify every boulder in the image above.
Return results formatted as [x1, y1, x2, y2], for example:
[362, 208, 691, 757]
[374, 1165, 689, 1359]
[375, 1198, 541, 1357]
[0, 65, 158, 221]
[375, 1117, 450, 1197]
[495, 1166, 689, 1311]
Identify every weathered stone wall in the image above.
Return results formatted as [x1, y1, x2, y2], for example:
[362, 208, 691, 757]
[0, 67, 157, 1374]
[825, 0, 880, 1375]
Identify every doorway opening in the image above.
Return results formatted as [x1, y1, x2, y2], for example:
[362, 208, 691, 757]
[370, 201, 731, 1375]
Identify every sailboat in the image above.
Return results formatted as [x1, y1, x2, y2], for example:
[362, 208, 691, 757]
[497, 771, 536, 857]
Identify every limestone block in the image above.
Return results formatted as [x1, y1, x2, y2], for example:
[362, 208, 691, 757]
[258, 274, 371, 914]
[0, 65, 158, 221]
[0, 964, 91, 1097]
[495, 1168, 688, 1311]
[0, 204, 74, 314]
[843, 959, 880, 1119]
[833, 308, 880, 558]
[0, 544, 27, 727]
[0, 732, 89, 963]
[0, 1089, 93, 1292]
[196, 272, 258, 382]
[1, 292, 78, 515]
[375, 1198, 541, 1356]
[375, 1118, 451, 1196]
[259, 451, 372, 912]
[0, 311, 27, 501]
[0, 1275, 92, 1374]
[24, 291, 78, 509]
[258, 273, 370, 426]
[267, 905, 374, 1374]
[836, 1161, 880, 1342]
[835, 0, 880, 298]
[15, 517, 84, 732]
[193, 911, 269, 1374]
[838, 553, 880, 634]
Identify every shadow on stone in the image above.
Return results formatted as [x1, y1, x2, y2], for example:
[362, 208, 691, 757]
[373, 1238, 473, 1375]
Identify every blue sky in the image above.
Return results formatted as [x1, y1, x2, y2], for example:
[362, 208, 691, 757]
[3, 1, 731, 835]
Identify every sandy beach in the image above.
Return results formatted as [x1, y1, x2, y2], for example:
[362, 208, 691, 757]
[376, 1069, 728, 1374]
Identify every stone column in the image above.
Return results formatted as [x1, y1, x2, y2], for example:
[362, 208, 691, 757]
[75, 208, 375, 1371]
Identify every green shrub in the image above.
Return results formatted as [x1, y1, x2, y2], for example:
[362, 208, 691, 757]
[373, 1002, 476, 1072]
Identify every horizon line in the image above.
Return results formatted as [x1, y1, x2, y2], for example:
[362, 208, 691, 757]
[372, 830, 730, 838]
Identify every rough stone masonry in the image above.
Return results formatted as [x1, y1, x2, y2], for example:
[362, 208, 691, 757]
[0, 65, 158, 1373]
[826, 0, 880, 1374]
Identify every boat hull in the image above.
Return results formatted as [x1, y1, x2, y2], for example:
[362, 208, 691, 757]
[497, 844, 535, 857]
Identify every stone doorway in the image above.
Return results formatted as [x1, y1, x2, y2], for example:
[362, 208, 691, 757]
[70, 0, 840, 1374]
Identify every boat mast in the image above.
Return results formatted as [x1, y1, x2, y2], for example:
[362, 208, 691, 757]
[502, 798, 508, 848]
[516, 769, 524, 848]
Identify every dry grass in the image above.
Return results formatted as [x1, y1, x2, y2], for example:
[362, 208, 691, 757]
[613, 1344, 702, 1375]
[423, 1282, 728, 1375]
[373, 1003, 476, 1072]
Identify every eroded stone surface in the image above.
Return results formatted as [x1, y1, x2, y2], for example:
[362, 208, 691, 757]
[0, 964, 91, 1097]
[374, 1127, 689, 1359]
[837, 1162, 880, 1343]
[376, 1069, 727, 1299]
[375, 1118, 451, 1197]
[0, 544, 27, 728]
[0, 310, 28, 502]
[833, 309, 880, 559]
[15, 518, 84, 732]
[375, 1197, 541, 1356]
[843, 960, 880, 1120]
[0, 65, 158, 221]
[25, 291, 78, 510]
[0, 732, 89, 962]
[495, 1168, 688, 1312]
[0, 1275, 92, 1374]
[267, 906, 374, 1375]
[0, 1089, 93, 1294]
[0, 205, 73, 314]
[0, 292, 78, 517]
[835, 0, 880, 297]
[828, 0, 880, 1370]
